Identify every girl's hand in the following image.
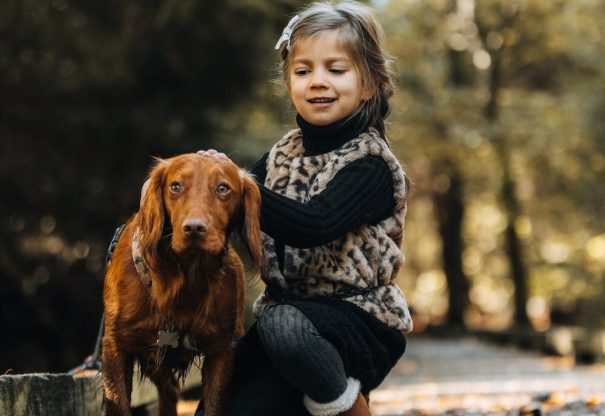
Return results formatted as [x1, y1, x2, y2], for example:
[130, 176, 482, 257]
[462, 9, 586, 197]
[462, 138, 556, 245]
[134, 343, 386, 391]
[197, 149, 231, 162]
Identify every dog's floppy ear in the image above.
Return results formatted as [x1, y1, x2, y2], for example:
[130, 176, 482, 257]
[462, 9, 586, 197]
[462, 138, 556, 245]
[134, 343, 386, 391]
[240, 172, 263, 270]
[139, 158, 168, 271]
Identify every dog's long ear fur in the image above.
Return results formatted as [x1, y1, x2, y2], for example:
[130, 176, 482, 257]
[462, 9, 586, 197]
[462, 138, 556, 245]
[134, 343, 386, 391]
[139, 158, 168, 272]
[240, 172, 263, 270]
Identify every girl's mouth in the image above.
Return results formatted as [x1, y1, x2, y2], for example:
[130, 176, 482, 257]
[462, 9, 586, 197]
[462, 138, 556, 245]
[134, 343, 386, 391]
[307, 97, 336, 104]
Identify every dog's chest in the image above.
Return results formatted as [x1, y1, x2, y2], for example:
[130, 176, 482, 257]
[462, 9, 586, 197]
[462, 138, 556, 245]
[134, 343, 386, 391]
[161, 344, 199, 372]
[140, 324, 229, 368]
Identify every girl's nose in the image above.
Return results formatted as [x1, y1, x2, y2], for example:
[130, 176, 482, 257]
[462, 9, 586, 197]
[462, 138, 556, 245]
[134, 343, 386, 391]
[310, 69, 328, 88]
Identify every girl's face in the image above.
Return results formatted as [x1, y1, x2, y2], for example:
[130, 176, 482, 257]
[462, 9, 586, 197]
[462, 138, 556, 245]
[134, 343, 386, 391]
[287, 29, 368, 126]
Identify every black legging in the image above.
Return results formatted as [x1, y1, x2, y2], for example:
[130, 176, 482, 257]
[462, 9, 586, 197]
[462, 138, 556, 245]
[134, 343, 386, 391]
[227, 305, 350, 415]
[256, 305, 349, 403]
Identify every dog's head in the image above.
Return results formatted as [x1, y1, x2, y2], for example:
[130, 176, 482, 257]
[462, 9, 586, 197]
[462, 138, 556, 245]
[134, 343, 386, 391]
[138, 153, 262, 269]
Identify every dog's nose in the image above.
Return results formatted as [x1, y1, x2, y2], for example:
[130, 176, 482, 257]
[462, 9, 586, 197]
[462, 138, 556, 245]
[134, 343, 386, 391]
[183, 218, 207, 238]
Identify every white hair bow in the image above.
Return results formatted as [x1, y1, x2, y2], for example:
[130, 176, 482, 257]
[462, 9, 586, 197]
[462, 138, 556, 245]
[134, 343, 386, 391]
[274, 15, 300, 53]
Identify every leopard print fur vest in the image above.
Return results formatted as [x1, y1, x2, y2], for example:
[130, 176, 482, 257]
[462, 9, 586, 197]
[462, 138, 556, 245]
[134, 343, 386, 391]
[253, 128, 413, 333]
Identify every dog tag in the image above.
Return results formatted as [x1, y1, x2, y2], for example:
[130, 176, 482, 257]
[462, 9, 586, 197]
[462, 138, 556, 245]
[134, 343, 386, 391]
[157, 330, 179, 349]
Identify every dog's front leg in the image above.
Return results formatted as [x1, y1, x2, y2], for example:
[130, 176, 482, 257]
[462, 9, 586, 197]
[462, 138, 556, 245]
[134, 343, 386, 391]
[149, 368, 179, 416]
[202, 350, 234, 416]
[102, 339, 134, 416]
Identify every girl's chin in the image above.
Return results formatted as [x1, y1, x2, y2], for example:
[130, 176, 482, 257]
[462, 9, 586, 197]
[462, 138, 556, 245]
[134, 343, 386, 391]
[301, 112, 342, 126]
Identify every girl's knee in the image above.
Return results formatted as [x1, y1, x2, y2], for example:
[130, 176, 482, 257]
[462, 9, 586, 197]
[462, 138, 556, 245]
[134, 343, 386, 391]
[256, 305, 317, 356]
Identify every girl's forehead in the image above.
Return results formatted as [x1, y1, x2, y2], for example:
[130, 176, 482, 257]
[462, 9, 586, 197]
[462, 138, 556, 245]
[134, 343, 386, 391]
[291, 29, 353, 61]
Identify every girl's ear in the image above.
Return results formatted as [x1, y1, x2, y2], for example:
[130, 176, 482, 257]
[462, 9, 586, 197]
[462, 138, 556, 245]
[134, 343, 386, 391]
[138, 158, 168, 271]
[240, 172, 263, 270]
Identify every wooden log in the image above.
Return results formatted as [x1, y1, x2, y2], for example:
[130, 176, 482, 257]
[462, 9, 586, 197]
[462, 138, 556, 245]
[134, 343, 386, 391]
[0, 366, 202, 415]
[0, 372, 103, 416]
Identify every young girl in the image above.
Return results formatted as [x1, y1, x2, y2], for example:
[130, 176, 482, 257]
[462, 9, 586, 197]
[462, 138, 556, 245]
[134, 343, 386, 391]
[201, 1, 413, 415]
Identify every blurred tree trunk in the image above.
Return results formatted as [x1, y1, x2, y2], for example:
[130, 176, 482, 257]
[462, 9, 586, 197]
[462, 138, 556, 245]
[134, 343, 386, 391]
[433, 17, 472, 327]
[433, 160, 469, 326]
[481, 8, 530, 327]
[500, 149, 530, 326]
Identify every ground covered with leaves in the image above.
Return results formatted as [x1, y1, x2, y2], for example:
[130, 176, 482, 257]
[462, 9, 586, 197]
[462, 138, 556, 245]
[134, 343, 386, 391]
[371, 336, 605, 416]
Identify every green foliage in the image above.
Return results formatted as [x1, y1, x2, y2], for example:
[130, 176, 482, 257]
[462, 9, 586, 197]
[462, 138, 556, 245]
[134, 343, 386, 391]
[380, 0, 605, 328]
[0, 0, 303, 372]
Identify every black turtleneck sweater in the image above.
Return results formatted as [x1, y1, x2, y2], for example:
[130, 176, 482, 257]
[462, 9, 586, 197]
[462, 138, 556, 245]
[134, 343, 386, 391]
[249, 113, 396, 249]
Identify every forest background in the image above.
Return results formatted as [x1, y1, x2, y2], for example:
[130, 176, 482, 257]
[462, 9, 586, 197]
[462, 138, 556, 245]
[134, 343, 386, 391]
[1, 0, 604, 373]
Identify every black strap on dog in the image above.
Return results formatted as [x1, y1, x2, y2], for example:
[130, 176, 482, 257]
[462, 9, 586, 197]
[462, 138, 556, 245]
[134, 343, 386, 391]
[68, 224, 126, 374]
[67, 314, 105, 374]
[106, 224, 126, 264]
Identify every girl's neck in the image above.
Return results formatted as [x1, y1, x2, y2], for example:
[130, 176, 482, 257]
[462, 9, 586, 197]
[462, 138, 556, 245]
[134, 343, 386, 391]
[297, 111, 368, 156]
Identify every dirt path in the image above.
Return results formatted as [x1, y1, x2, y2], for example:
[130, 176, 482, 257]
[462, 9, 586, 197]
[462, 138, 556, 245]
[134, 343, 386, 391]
[372, 335, 605, 415]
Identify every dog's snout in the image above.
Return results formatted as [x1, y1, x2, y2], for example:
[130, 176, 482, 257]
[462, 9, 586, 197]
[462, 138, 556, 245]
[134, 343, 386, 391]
[183, 218, 207, 238]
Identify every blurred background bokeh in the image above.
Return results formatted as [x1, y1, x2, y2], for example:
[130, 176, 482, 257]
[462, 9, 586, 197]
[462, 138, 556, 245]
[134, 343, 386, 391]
[1, 0, 604, 374]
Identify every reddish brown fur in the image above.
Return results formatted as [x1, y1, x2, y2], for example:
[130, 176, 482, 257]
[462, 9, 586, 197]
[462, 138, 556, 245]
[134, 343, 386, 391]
[102, 154, 262, 416]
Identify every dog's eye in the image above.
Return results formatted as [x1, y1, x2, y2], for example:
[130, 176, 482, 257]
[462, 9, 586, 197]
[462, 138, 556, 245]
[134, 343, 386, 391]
[170, 182, 183, 193]
[216, 183, 231, 195]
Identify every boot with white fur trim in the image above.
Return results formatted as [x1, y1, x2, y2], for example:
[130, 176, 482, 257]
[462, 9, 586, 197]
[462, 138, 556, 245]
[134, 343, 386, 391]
[303, 378, 371, 416]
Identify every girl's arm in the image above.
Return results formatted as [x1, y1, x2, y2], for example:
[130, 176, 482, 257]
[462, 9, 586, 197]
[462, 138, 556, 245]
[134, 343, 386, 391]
[258, 156, 395, 248]
[246, 152, 269, 184]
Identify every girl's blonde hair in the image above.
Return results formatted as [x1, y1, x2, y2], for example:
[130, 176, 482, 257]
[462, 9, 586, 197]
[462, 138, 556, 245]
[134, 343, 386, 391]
[279, 0, 394, 138]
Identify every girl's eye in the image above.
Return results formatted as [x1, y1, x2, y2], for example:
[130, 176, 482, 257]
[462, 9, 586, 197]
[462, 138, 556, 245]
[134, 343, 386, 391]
[294, 68, 310, 76]
[330, 68, 346, 75]
[216, 183, 231, 195]
[170, 182, 183, 193]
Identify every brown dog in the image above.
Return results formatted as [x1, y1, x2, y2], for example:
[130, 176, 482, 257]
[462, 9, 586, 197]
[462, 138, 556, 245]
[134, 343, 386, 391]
[102, 153, 262, 416]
